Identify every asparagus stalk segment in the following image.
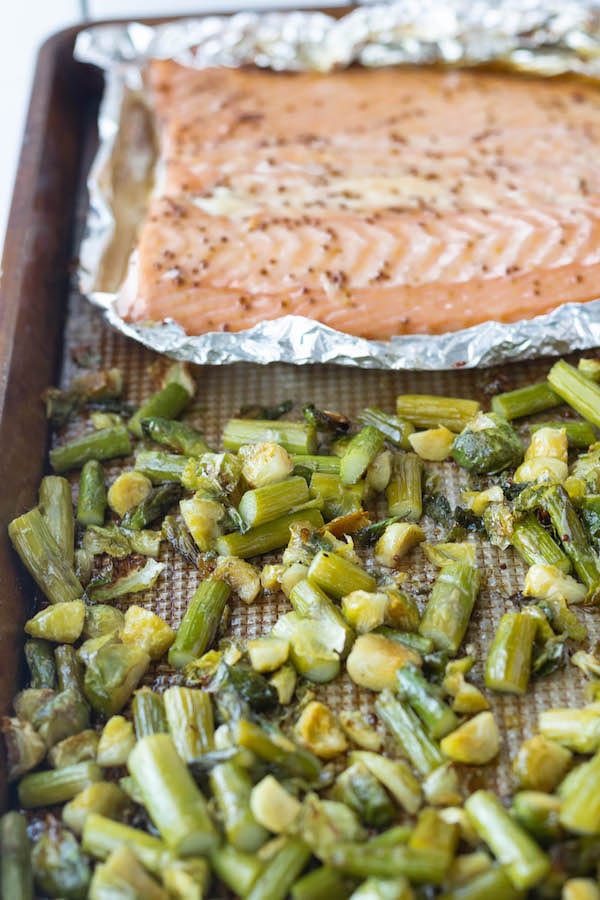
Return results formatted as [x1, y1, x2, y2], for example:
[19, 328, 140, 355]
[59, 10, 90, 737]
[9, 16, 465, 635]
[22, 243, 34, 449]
[18, 761, 103, 809]
[135, 450, 189, 484]
[50, 426, 132, 473]
[491, 382, 561, 421]
[140, 415, 208, 456]
[548, 359, 600, 428]
[307, 549, 376, 599]
[164, 686, 214, 760]
[246, 837, 311, 900]
[77, 460, 107, 528]
[39, 475, 75, 564]
[121, 483, 182, 530]
[376, 690, 445, 776]
[419, 563, 480, 655]
[239, 476, 310, 528]
[211, 844, 264, 897]
[438, 865, 525, 900]
[82, 813, 172, 876]
[396, 664, 458, 738]
[510, 515, 571, 574]
[8, 507, 83, 604]
[128, 733, 219, 856]
[128, 382, 191, 438]
[358, 407, 415, 448]
[396, 395, 480, 432]
[387, 452, 423, 521]
[329, 842, 449, 884]
[216, 508, 324, 559]
[527, 485, 600, 597]
[210, 761, 270, 852]
[168, 577, 231, 669]
[0, 811, 33, 900]
[25, 638, 57, 689]
[340, 426, 385, 485]
[485, 612, 537, 695]
[464, 790, 550, 890]
[223, 419, 317, 454]
[132, 688, 168, 738]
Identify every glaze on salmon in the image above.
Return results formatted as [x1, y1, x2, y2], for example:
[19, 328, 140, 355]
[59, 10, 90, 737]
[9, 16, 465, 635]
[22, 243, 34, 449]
[119, 62, 600, 338]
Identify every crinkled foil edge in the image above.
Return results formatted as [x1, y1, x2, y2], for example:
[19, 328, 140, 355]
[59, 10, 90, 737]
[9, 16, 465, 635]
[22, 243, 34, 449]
[75, 1, 600, 370]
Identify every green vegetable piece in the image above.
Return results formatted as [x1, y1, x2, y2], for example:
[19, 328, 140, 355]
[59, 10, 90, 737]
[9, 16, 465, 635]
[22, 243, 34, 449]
[169, 578, 231, 669]
[25, 638, 57, 689]
[223, 419, 317, 455]
[32, 822, 90, 900]
[31, 687, 90, 747]
[19, 761, 103, 809]
[340, 426, 385, 485]
[88, 558, 165, 602]
[491, 382, 561, 421]
[128, 733, 219, 856]
[548, 359, 600, 428]
[485, 612, 537, 695]
[129, 382, 191, 438]
[77, 461, 107, 527]
[84, 642, 150, 716]
[39, 475, 75, 565]
[216, 508, 324, 559]
[452, 413, 523, 474]
[396, 394, 480, 432]
[419, 563, 480, 655]
[465, 790, 550, 890]
[386, 452, 423, 521]
[8, 507, 83, 604]
[50, 426, 132, 473]
[141, 416, 208, 456]
[0, 811, 33, 900]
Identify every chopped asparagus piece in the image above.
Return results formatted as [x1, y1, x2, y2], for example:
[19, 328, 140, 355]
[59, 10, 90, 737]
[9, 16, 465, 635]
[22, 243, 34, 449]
[419, 563, 480, 655]
[128, 733, 219, 856]
[397, 664, 458, 738]
[239, 476, 310, 528]
[485, 613, 537, 695]
[169, 577, 231, 669]
[50, 426, 132, 473]
[307, 548, 376, 599]
[548, 359, 600, 428]
[224, 419, 317, 455]
[396, 395, 480, 432]
[358, 407, 415, 448]
[8, 507, 83, 604]
[88, 844, 167, 900]
[25, 638, 57, 689]
[376, 690, 445, 776]
[141, 415, 208, 456]
[77, 460, 107, 527]
[164, 686, 214, 760]
[387, 453, 423, 521]
[135, 449, 189, 483]
[128, 382, 191, 438]
[0, 811, 33, 900]
[216, 508, 324, 559]
[464, 790, 550, 890]
[19, 761, 103, 809]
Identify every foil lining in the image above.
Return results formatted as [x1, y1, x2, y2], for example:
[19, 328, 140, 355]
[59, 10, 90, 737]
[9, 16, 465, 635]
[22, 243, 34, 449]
[75, 1, 600, 370]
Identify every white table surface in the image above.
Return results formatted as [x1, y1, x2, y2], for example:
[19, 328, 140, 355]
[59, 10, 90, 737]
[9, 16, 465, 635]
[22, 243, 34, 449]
[0, 1, 350, 254]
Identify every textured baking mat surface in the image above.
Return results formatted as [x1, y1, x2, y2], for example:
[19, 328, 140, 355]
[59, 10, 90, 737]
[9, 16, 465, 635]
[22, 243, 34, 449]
[53, 281, 598, 802]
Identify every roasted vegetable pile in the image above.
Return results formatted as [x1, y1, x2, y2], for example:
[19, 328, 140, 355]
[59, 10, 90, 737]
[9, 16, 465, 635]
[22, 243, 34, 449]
[3, 358, 600, 898]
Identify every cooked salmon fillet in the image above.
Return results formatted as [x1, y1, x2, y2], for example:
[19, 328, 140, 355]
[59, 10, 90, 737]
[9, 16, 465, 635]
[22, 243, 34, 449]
[118, 62, 600, 338]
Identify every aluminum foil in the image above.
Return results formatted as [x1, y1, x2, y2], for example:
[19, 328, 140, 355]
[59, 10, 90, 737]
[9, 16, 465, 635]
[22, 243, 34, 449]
[75, 1, 600, 370]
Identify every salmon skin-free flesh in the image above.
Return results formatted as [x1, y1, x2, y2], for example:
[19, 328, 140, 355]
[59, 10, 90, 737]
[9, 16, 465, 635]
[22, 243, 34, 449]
[119, 62, 600, 339]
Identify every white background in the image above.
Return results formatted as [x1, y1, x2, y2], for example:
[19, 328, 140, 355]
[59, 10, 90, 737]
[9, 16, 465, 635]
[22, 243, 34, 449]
[0, 1, 350, 250]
